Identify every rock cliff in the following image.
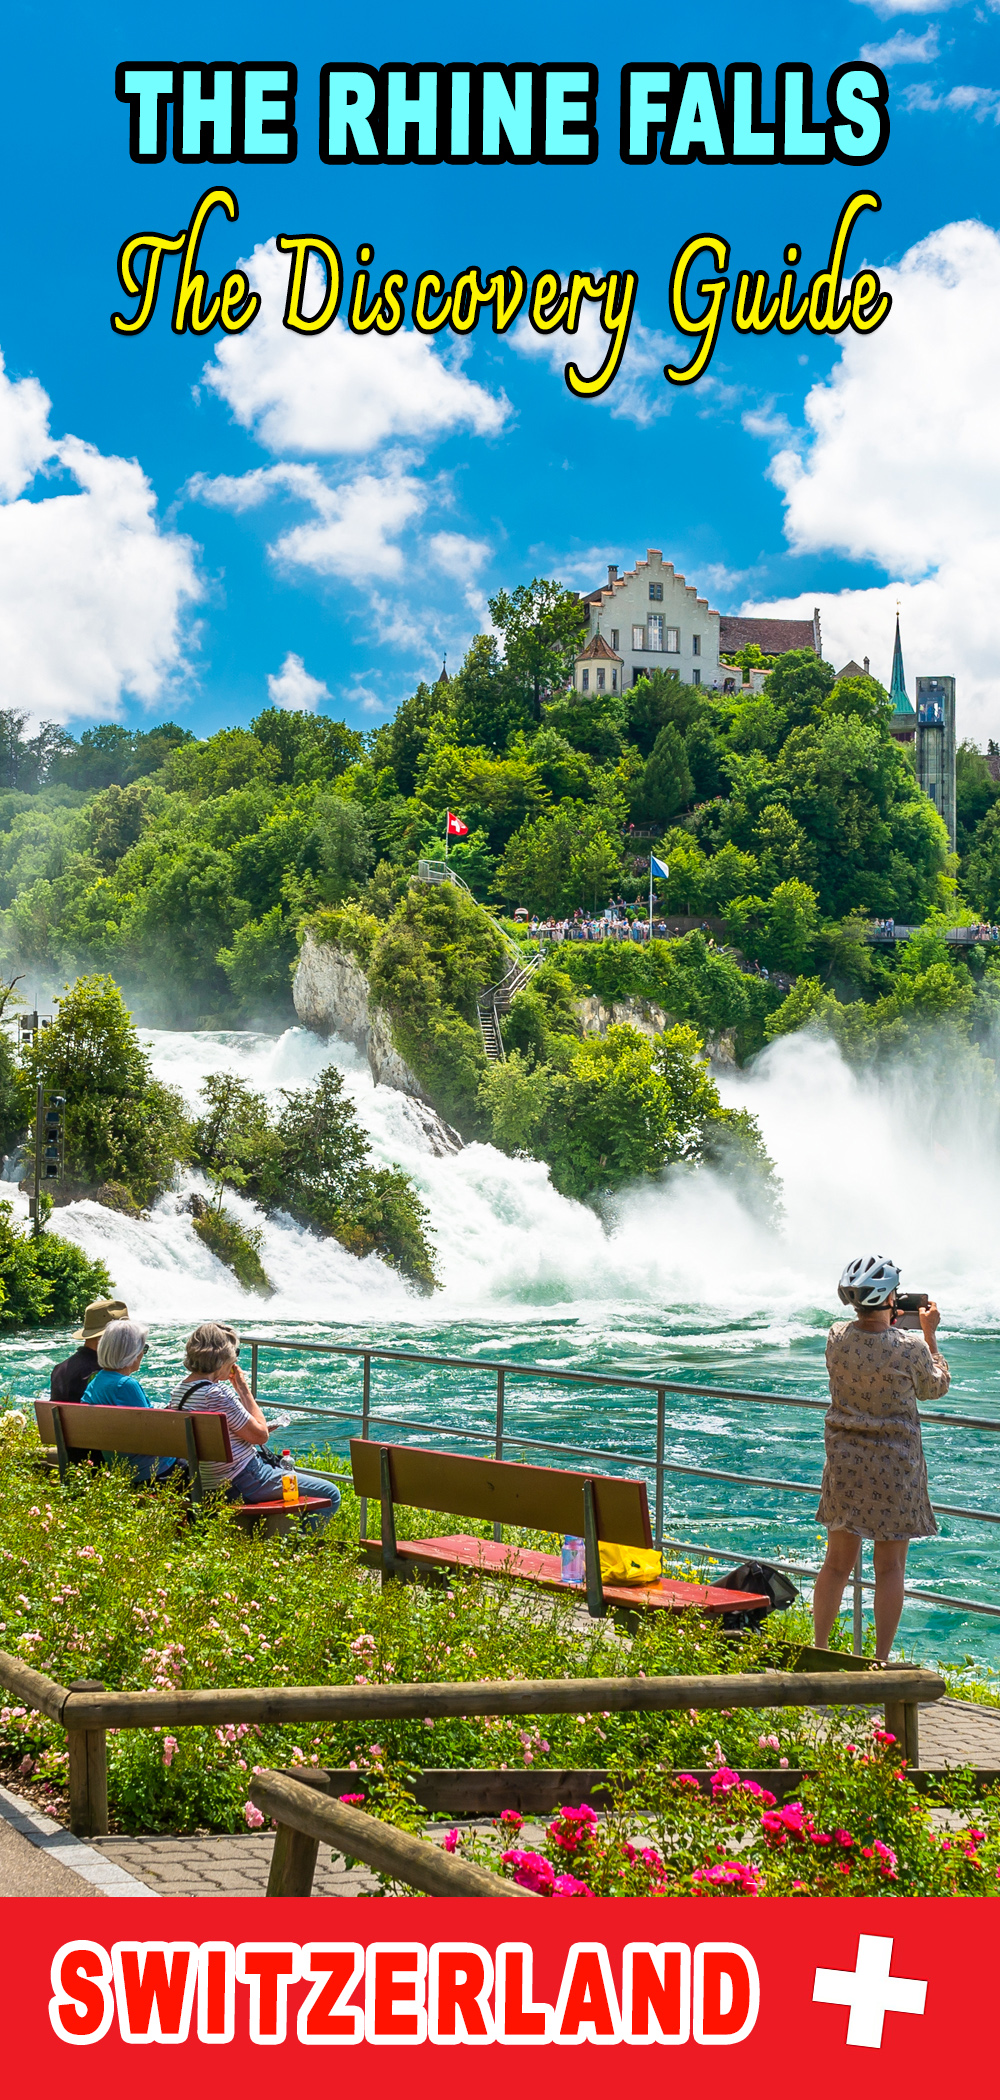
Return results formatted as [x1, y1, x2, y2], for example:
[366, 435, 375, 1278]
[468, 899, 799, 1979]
[292, 932, 463, 1154]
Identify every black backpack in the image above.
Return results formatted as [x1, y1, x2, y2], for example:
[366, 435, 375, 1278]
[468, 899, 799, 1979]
[718, 1558, 798, 1632]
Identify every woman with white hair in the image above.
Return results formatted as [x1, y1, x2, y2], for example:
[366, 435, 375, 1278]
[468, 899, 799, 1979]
[81, 1319, 177, 1485]
[813, 1253, 948, 1664]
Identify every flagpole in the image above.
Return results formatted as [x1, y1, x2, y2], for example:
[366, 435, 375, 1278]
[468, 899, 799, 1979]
[444, 810, 449, 865]
[648, 852, 653, 940]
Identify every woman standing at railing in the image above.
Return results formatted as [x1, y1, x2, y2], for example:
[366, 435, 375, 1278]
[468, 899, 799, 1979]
[813, 1255, 948, 1665]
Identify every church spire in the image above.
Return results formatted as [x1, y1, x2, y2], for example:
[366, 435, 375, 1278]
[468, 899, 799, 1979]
[890, 611, 913, 714]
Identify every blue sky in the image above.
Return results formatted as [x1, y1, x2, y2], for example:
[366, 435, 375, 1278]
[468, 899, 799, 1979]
[2, 0, 999, 739]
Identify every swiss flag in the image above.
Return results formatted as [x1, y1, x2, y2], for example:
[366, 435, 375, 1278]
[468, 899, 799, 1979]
[446, 811, 469, 838]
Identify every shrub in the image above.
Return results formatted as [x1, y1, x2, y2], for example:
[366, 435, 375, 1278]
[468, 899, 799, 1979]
[193, 1207, 271, 1295]
[0, 1203, 111, 1327]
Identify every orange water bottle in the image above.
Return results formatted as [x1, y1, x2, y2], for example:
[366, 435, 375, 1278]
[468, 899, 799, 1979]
[280, 1450, 299, 1503]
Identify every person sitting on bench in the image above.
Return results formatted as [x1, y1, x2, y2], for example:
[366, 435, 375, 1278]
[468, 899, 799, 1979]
[49, 1296, 130, 1467]
[82, 1319, 178, 1485]
[168, 1322, 342, 1532]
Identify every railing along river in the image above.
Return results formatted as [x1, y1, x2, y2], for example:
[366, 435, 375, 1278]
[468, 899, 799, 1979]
[243, 1335, 1000, 1654]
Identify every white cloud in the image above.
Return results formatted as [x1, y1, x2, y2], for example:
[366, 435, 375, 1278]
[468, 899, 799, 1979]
[0, 352, 50, 500]
[427, 531, 491, 583]
[851, 0, 958, 16]
[743, 218, 1000, 734]
[0, 361, 200, 723]
[511, 297, 677, 426]
[192, 459, 429, 583]
[861, 25, 940, 62]
[902, 80, 1000, 118]
[266, 651, 330, 712]
[200, 241, 509, 457]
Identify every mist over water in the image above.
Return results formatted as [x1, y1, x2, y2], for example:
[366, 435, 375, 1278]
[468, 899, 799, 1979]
[4, 1018, 999, 1664]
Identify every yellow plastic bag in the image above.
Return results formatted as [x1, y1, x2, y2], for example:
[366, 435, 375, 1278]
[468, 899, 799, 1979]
[598, 1542, 663, 1586]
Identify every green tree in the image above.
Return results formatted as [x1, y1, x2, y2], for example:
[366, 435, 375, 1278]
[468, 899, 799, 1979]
[447, 634, 534, 753]
[493, 801, 623, 913]
[259, 1066, 437, 1290]
[963, 802, 1000, 917]
[542, 690, 625, 760]
[88, 783, 154, 869]
[957, 742, 1000, 858]
[634, 724, 694, 826]
[250, 707, 364, 785]
[488, 579, 586, 720]
[164, 730, 281, 800]
[625, 673, 706, 757]
[724, 879, 820, 973]
[478, 1051, 552, 1150]
[367, 882, 507, 1133]
[22, 975, 190, 1205]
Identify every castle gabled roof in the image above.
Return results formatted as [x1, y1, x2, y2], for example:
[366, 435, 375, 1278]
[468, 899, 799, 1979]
[576, 631, 623, 662]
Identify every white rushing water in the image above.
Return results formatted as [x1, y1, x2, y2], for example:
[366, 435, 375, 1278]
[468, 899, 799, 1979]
[29, 1020, 1000, 1336]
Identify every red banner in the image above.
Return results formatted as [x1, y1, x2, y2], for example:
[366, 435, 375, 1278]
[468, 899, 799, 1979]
[4, 1896, 991, 2093]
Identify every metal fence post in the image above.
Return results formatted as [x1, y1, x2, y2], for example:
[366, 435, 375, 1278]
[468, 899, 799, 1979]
[493, 1368, 506, 1543]
[654, 1388, 666, 1548]
[250, 1343, 258, 1398]
[359, 1353, 371, 1543]
[852, 1543, 864, 1655]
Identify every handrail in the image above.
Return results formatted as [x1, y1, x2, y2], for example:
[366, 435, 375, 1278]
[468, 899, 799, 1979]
[239, 1334, 1000, 1435]
[0, 1648, 943, 1839]
[250, 1769, 537, 1898]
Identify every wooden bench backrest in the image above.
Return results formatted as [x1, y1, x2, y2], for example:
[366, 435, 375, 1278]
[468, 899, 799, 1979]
[350, 1439, 652, 1547]
[35, 1400, 233, 1465]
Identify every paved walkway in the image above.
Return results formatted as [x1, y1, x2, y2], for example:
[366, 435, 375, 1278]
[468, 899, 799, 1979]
[1, 1698, 999, 1897]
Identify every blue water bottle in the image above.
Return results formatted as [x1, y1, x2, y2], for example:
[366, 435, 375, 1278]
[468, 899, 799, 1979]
[561, 1534, 586, 1584]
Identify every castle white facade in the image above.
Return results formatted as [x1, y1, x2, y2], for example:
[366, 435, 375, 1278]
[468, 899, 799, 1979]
[578, 549, 721, 691]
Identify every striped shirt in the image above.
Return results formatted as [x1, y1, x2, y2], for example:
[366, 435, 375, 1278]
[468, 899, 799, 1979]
[168, 1376, 255, 1489]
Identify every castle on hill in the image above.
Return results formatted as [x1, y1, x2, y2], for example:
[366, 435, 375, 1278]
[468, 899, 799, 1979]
[575, 551, 957, 848]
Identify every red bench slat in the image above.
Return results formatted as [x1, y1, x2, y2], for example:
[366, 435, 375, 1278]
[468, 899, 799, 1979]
[362, 1533, 770, 1613]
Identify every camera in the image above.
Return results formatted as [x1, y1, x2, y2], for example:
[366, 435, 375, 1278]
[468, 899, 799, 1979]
[893, 1290, 929, 1329]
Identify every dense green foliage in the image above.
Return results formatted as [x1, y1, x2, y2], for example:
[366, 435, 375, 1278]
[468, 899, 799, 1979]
[192, 1206, 271, 1296]
[0, 1204, 111, 1328]
[21, 976, 189, 1205]
[0, 1426, 882, 1833]
[193, 1068, 438, 1293]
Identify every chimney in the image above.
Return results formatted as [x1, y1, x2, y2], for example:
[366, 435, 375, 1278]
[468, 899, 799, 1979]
[608, 564, 618, 587]
[864, 656, 870, 674]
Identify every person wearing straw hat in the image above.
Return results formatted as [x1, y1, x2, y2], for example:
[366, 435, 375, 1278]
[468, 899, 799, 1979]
[50, 1298, 129, 1409]
[48, 1298, 129, 1469]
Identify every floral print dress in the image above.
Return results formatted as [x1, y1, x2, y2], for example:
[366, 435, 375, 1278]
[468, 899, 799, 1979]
[816, 1320, 949, 1539]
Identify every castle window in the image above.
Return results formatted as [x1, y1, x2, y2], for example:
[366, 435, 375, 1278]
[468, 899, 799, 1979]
[612, 669, 617, 689]
[632, 624, 645, 651]
[666, 626, 680, 652]
[611, 629, 619, 651]
[692, 633, 701, 656]
[597, 668, 605, 691]
[582, 670, 589, 691]
[649, 582, 663, 601]
[692, 668, 701, 686]
[648, 616, 664, 651]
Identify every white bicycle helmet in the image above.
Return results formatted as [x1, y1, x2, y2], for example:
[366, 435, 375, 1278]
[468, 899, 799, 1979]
[837, 1254, 900, 1308]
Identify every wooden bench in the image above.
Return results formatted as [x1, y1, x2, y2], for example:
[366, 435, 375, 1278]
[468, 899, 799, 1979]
[350, 1439, 770, 1621]
[34, 1401, 331, 1534]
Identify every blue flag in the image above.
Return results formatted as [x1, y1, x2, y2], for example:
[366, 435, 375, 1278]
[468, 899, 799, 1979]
[650, 854, 669, 879]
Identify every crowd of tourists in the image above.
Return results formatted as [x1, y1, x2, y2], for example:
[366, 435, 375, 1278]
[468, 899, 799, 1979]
[50, 1300, 341, 1530]
[514, 907, 675, 942]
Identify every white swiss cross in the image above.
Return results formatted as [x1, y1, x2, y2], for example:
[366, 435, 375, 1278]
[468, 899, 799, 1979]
[813, 1934, 927, 2049]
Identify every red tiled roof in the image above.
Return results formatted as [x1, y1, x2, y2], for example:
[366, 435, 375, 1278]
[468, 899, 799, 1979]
[576, 632, 622, 661]
[719, 612, 821, 656]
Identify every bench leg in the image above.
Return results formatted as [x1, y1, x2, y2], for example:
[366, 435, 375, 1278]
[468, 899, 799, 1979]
[583, 1479, 606, 1619]
[267, 1821, 320, 1897]
[884, 1697, 920, 1768]
[380, 1447, 406, 1584]
[67, 1680, 108, 1837]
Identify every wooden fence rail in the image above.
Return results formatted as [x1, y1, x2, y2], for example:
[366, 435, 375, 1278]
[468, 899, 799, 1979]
[0, 1648, 945, 1837]
[249, 1769, 538, 1899]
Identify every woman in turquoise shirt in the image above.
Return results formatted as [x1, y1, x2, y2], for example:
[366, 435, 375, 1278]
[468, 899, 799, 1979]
[83, 1319, 176, 1484]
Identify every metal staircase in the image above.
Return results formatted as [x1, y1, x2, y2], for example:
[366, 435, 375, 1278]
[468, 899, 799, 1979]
[414, 858, 544, 1061]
